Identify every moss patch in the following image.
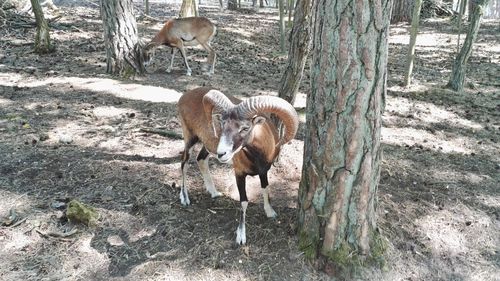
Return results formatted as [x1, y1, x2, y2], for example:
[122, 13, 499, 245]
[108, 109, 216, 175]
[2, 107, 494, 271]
[367, 231, 388, 269]
[298, 230, 319, 259]
[66, 200, 99, 226]
[320, 232, 388, 278]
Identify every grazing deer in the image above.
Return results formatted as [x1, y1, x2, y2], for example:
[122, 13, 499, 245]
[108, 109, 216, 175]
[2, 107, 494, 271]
[143, 17, 217, 76]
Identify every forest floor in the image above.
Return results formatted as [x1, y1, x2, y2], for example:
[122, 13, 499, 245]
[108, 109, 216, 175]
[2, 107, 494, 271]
[0, 1, 499, 280]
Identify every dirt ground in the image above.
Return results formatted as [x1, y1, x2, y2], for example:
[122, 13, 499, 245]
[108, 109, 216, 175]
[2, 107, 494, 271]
[0, 1, 499, 280]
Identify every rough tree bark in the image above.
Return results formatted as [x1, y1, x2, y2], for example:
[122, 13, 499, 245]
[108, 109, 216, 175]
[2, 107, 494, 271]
[447, 0, 490, 91]
[298, 0, 391, 277]
[101, 0, 146, 77]
[277, 0, 311, 105]
[30, 0, 54, 54]
[404, 0, 424, 86]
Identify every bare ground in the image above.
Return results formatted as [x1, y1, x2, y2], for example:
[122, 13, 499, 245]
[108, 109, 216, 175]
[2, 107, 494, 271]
[0, 1, 499, 281]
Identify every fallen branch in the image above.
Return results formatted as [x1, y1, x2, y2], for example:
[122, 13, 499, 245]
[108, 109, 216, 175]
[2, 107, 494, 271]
[10, 217, 27, 227]
[140, 128, 183, 139]
[138, 11, 164, 23]
[82, 0, 99, 8]
[36, 228, 79, 238]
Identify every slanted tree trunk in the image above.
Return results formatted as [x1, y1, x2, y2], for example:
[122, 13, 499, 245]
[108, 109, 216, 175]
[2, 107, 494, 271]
[298, 0, 391, 277]
[278, 0, 286, 53]
[101, 0, 146, 77]
[404, 0, 424, 86]
[447, 0, 490, 91]
[228, 0, 237, 10]
[30, 0, 54, 54]
[277, 0, 311, 105]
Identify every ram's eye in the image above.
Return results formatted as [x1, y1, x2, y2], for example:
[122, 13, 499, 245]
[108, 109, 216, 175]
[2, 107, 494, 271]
[240, 127, 250, 133]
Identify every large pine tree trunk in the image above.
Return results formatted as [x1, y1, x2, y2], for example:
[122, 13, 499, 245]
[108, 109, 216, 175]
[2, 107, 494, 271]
[101, 0, 145, 77]
[298, 0, 391, 277]
[447, 0, 490, 91]
[277, 0, 311, 104]
[30, 0, 54, 54]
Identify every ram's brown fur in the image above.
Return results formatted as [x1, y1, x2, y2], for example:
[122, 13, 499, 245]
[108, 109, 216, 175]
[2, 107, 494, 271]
[177, 87, 298, 245]
[178, 87, 280, 175]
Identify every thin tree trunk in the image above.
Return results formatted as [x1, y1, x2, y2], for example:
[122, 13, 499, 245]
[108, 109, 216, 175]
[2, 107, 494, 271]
[457, 0, 467, 52]
[193, 0, 199, 16]
[468, 0, 476, 20]
[287, 0, 293, 27]
[101, 0, 146, 77]
[278, 0, 286, 53]
[404, 0, 423, 86]
[298, 0, 391, 277]
[447, 0, 490, 91]
[391, 0, 413, 23]
[179, 0, 196, 17]
[277, 0, 311, 105]
[30, 0, 54, 54]
[260, 0, 264, 8]
[145, 0, 149, 15]
[228, 0, 237, 10]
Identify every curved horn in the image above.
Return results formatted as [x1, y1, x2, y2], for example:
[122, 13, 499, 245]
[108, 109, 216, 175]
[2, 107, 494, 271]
[236, 96, 299, 145]
[202, 90, 236, 135]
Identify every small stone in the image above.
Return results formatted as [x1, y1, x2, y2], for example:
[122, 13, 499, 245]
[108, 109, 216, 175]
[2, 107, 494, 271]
[58, 134, 73, 144]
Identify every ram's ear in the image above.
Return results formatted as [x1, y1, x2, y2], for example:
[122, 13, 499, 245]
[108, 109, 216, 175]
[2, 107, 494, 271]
[213, 113, 223, 124]
[211, 113, 223, 137]
[252, 116, 266, 125]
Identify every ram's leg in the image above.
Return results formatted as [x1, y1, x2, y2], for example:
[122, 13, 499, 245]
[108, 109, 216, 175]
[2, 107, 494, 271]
[180, 136, 198, 206]
[235, 174, 248, 245]
[260, 173, 277, 218]
[197, 146, 222, 198]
